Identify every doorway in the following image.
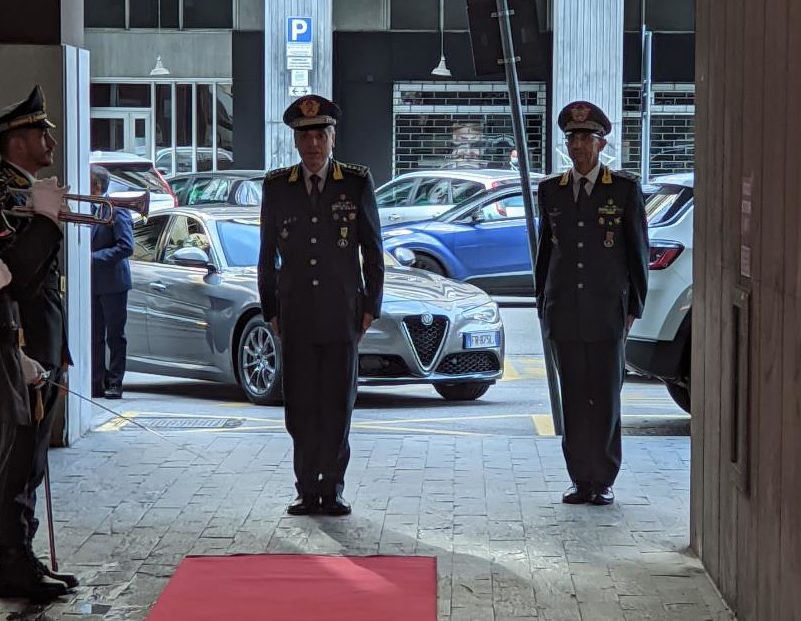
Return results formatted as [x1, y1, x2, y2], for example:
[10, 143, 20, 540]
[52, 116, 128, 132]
[90, 109, 152, 157]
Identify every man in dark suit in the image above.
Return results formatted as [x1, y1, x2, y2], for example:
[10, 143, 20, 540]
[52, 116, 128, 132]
[90, 165, 133, 399]
[535, 101, 649, 506]
[0, 86, 74, 600]
[258, 94, 384, 517]
[0, 85, 78, 592]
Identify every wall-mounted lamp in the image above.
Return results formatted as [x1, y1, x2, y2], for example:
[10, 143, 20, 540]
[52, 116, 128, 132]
[431, 0, 452, 78]
[150, 55, 171, 76]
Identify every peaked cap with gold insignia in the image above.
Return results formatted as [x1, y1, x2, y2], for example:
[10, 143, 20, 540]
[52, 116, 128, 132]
[557, 100, 611, 137]
[0, 85, 56, 135]
[283, 94, 342, 131]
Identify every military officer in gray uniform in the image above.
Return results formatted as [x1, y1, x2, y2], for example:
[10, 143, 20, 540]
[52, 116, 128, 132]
[258, 95, 384, 517]
[535, 101, 649, 505]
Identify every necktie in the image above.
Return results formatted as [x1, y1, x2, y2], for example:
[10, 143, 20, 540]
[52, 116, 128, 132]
[309, 174, 321, 208]
[576, 176, 589, 204]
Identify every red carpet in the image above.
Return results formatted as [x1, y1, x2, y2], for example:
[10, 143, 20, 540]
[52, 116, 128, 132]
[146, 554, 437, 620]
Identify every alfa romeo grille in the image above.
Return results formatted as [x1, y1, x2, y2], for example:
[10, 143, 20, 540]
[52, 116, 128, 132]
[402, 315, 448, 369]
[436, 352, 501, 375]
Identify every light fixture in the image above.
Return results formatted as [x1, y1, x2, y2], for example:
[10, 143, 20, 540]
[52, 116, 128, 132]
[150, 55, 171, 76]
[431, 0, 452, 78]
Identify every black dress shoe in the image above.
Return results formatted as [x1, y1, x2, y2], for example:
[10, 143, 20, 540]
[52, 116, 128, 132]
[590, 485, 615, 506]
[28, 551, 79, 589]
[287, 495, 319, 516]
[0, 546, 68, 601]
[320, 494, 351, 516]
[104, 384, 123, 399]
[562, 483, 593, 504]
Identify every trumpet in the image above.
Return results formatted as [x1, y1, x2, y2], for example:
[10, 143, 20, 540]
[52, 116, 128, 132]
[5, 188, 150, 225]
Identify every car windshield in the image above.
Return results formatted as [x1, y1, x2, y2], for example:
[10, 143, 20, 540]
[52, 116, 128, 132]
[646, 183, 694, 226]
[216, 217, 402, 268]
[100, 162, 171, 195]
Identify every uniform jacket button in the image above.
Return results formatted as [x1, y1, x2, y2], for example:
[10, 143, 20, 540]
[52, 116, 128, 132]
[577, 242, 584, 248]
[310, 237, 317, 244]
[577, 262, 584, 269]
[577, 221, 584, 227]
[311, 216, 318, 223]
[577, 282, 584, 289]
[310, 258, 317, 266]
[312, 279, 319, 286]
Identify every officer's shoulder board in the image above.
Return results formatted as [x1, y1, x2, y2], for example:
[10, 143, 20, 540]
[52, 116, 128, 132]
[0, 162, 28, 188]
[609, 168, 639, 184]
[538, 171, 568, 187]
[264, 165, 296, 183]
[333, 160, 368, 180]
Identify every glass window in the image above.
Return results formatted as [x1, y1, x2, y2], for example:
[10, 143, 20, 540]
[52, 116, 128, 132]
[217, 219, 260, 267]
[233, 180, 262, 206]
[451, 179, 484, 203]
[130, 0, 158, 27]
[176, 85, 192, 149]
[99, 162, 172, 195]
[85, 0, 125, 27]
[411, 178, 450, 206]
[189, 178, 232, 204]
[471, 192, 531, 222]
[161, 0, 180, 28]
[90, 118, 125, 152]
[216, 84, 233, 170]
[155, 84, 173, 174]
[163, 216, 212, 264]
[645, 184, 694, 226]
[183, 0, 233, 28]
[376, 178, 417, 208]
[132, 215, 169, 262]
[196, 84, 214, 171]
[93, 84, 151, 108]
[168, 176, 191, 204]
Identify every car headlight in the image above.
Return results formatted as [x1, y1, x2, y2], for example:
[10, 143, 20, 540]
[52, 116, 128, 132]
[382, 228, 414, 238]
[462, 302, 500, 323]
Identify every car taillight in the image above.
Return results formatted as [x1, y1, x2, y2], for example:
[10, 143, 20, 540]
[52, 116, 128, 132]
[648, 241, 684, 270]
[154, 168, 178, 207]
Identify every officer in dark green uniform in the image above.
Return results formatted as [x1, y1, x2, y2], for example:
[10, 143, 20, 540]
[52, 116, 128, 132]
[0, 87, 71, 599]
[535, 101, 649, 506]
[258, 95, 384, 516]
[0, 86, 78, 590]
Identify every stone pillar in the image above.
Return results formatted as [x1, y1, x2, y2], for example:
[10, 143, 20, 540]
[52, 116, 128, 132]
[0, 2, 92, 444]
[264, 0, 334, 169]
[551, 0, 624, 171]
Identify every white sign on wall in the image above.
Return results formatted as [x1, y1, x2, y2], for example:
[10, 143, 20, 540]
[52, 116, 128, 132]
[291, 70, 309, 87]
[287, 56, 313, 70]
[289, 86, 312, 97]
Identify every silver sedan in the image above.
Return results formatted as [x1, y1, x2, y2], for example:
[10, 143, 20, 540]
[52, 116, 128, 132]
[127, 206, 505, 404]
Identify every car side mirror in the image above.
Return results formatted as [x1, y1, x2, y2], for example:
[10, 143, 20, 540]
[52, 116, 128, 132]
[392, 247, 416, 267]
[171, 246, 214, 271]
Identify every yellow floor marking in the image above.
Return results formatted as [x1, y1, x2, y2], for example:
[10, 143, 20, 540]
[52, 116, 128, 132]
[354, 413, 531, 425]
[501, 360, 520, 381]
[351, 423, 488, 436]
[95, 410, 141, 432]
[531, 414, 556, 437]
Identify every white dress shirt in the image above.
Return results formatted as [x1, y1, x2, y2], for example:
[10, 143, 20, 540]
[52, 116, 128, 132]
[301, 159, 331, 195]
[571, 161, 601, 201]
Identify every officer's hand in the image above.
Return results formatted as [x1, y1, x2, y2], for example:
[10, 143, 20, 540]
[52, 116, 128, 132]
[28, 177, 69, 224]
[20, 351, 46, 386]
[0, 259, 11, 290]
[269, 316, 280, 338]
[360, 312, 375, 339]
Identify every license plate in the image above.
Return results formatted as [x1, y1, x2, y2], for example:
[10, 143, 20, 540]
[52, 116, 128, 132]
[464, 331, 500, 349]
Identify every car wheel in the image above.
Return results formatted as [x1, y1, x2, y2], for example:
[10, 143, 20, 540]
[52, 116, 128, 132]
[238, 315, 283, 405]
[665, 380, 690, 414]
[413, 253, 445, 275]
[434, 381, 491, 401]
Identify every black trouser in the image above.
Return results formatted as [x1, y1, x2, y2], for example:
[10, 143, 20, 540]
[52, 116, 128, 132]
[0, 422, 35, 547]
[92, 291, 128, 391]
[282, 338, 358, 498]
[552, 338, 625, 487]
[16, 367, 64, 542]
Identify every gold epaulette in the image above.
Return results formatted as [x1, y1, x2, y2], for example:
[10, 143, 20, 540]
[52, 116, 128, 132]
[264, 166, 296, 182]
[609, 168, 639, 183]
[336, 161, 369, 178]
[557, 170, 571, 186]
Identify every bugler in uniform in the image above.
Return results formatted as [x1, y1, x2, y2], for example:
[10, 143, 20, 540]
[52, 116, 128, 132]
[0, 85, 78, 590]
[0, 85, 73, 600]
[258, 95, 384, 516]
[535, 100, 649, 505]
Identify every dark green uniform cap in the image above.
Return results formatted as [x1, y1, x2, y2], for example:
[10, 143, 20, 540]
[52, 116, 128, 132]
[557, 100, 611, 137]
[283, 94, 342, 131]
[0, 85, 56, 134]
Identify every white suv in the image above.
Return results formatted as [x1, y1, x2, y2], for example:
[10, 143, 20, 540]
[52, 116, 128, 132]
[625, 172, 694, 412]
[90, 151, 177, 211]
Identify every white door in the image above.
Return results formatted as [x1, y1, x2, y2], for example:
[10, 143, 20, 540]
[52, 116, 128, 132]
[91, 109, 152, 157]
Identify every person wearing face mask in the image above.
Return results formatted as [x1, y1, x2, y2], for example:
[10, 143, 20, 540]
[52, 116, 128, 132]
[534, 101, 649, 506]
[258, 95, 384, 517]
[0, 85, 78, 596]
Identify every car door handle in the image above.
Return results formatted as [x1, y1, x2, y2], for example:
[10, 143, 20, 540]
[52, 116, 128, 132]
[389, 214, 401, 221]
[149, 282, 167, 292]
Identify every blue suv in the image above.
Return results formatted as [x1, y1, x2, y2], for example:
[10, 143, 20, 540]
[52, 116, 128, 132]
[382, 183, 539, 295]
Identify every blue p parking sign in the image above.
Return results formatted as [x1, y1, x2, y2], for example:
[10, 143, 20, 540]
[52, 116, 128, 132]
[287, 17, 312, 43]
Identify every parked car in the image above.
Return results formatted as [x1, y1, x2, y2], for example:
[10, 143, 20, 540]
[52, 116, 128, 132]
[155, 147, 234, 175]
[382, 183, 539, 295]
[167, 170, 265, 206]
[126, 205, 505, 404]
[375, 169, 543, 226]
[625, 172, 694, 412]
[90, 151, 176, 210]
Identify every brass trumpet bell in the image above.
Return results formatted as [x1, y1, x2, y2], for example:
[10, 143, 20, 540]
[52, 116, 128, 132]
[5, 187, 150, 224]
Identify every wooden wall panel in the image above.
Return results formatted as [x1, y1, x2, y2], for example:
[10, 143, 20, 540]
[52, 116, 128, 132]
[694, 0, 801, 619]
[780, 0, 801, 617]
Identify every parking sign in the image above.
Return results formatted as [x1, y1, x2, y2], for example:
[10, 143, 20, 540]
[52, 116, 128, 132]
[287, 17, 312, 43]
